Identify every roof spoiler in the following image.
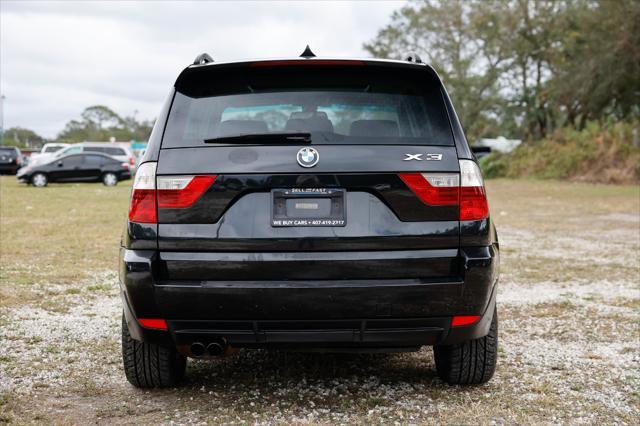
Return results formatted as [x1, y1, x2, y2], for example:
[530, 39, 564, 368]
[190, 48, 424, 66]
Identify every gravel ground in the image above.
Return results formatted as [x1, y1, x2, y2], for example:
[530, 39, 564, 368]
[0, 179, 638, 424]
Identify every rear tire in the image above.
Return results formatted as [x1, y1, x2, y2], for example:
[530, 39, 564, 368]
[121, 313, 186, 388]
[31, 173, 48, 187]
[433, 307, 498, 385]
[102, 172, 118, 186]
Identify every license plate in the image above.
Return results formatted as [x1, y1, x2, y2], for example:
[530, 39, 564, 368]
[271, 188, 346, 227]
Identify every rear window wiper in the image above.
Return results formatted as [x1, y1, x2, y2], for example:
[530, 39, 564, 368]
[204, 132, 312, 144]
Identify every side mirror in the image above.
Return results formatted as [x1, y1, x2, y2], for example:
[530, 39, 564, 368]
[470, 145, 491, 159]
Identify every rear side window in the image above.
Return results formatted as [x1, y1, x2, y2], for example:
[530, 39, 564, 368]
[84, 147, 106, 153]
[57, 146, 82, 157]
[84, 146, 126, 155]
[163, 64, 453, 147]
[84, 155, 105, 166]
[61, 155, 83, 167]
[104, 147, 126, 156]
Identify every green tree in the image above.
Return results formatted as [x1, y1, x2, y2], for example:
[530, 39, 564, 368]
[364, 0, 512, 141]
[364, 0, 640, 141]
[2, 127, 46, 148]
[548, 0, 640, 128]
[57, 105, 154, 143]
[81, 105, 124, 130]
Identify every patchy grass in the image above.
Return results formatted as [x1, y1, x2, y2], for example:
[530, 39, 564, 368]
[0, 177, 130, 308]
[0, 176, 639, 424]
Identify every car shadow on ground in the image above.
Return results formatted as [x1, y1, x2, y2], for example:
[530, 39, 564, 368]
[176, 349, 445, 393]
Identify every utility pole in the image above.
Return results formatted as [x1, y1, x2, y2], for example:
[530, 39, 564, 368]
[0, 94, 5, 145]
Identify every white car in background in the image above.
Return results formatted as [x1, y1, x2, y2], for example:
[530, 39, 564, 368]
[30, 143, 70, 164]
[36, 142, 137, 172]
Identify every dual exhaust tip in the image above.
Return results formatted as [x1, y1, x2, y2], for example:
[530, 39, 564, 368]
[190, 338, 226, 357]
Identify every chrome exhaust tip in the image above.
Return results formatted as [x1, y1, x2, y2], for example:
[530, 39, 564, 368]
[206, 342, 223, 356]
[190, 342, 206, 357]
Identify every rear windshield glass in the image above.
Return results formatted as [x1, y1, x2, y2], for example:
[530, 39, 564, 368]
[84, 155, 106, 165]
[163, 65, 453, 147]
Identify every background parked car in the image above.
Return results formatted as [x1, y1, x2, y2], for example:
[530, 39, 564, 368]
[0, 146, 23, 174]
[470, 145, 492, 159]
[16, 152, 131, 187]
[31, 142, 137, 172]
[81, 143, 137, 172]
[29, 143, 70, 164]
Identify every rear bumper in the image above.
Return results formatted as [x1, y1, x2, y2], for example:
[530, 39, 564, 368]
[119, 246, 498, 352]
[0, 164, 19, 174]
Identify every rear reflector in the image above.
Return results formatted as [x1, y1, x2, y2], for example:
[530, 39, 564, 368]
[157, 175, 217, 208]
[399, 173, 459, 205]
[138, 318, 168, 331]
[451, 315, 481, 327]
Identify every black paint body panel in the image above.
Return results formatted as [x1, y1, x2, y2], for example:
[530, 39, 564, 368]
[119, 57, 499, 352]
[158, 249, 459, 281]
[157, 145, 459, 175]
[119, 245, 498, 349]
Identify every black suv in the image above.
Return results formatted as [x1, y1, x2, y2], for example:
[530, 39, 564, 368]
[0, 146, 23, 174]
[119, 50, 499, 388]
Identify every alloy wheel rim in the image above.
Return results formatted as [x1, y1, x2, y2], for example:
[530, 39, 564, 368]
[105, 174, 117, 185]
[33, 175, 46, 186]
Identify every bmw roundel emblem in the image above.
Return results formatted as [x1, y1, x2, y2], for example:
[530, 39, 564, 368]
[296, 147, 319, 168]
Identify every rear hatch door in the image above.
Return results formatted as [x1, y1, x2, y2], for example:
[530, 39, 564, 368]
[155, 61, 461, 282]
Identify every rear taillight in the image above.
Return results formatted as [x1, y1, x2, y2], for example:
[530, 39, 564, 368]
[399, 160, 489, 221]
[399, 173, 459, 205]
[129, 162, 157, 223]
[451, 315, 481, 327]
[121, 162, 130, 170]
[129, 157, 135, 165]
[459, 160, 489, 221]
[156, 175, 217, 208]
[128, 162, 216, 224]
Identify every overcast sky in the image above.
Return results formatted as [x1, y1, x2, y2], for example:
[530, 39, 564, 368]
[0, 0, 403, 138]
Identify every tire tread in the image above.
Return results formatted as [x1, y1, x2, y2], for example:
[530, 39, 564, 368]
[121, 314, 186, 388]
[434, 308, 498, 385]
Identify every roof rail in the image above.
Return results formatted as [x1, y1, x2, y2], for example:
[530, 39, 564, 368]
[193, 53, 214, 65]
[404, 53, 423, 64]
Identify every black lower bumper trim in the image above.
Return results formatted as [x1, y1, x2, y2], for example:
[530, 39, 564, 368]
[170, 317, 449, 349]
[119, 245, 499, 350]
